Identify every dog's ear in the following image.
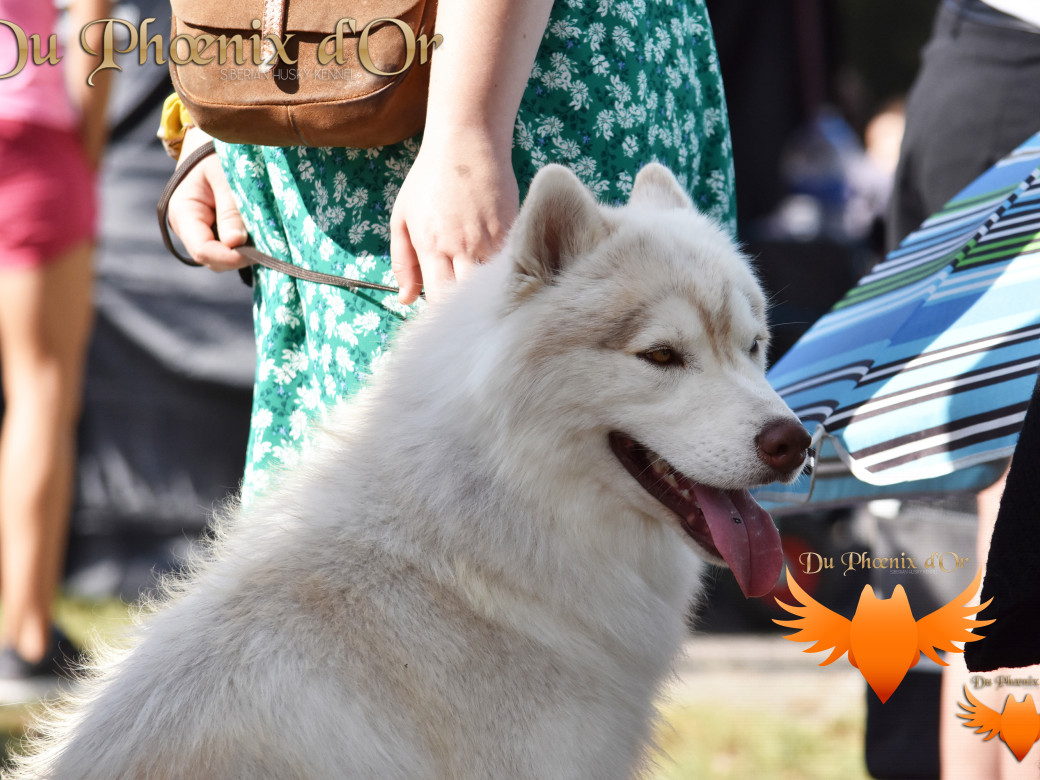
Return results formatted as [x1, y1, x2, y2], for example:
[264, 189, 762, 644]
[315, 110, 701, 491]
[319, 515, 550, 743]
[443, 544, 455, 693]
[629, 163, 692, 210]
[509, 165, 607, 292]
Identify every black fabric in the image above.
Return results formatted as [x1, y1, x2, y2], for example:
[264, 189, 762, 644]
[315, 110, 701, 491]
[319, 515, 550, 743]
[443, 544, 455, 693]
[965, 372, 1040, 672]
[864, 669, 942, 779]
[889, 2, 1040, 246]
[704, 0, 805, 228]
[64, 1, 256, 600]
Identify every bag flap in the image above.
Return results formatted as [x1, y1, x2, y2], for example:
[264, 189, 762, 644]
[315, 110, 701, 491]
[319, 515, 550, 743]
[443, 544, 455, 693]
[287, 0, 427, 29]
[171, 0, 428, 34]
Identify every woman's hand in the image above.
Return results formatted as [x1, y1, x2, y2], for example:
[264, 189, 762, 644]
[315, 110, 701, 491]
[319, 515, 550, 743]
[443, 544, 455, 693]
[167, 128, 252, 272]
[388, 0, 553, 304]
[390, 129, 518, 304]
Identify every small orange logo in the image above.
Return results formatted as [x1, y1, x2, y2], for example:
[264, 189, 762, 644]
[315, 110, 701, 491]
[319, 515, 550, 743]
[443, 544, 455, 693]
[959, 687, 1040, 761]
[773, 568, 993, 703]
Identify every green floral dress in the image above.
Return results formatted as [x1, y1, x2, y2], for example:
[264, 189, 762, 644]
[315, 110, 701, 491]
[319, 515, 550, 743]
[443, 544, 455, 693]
[218, 0, 735, 501]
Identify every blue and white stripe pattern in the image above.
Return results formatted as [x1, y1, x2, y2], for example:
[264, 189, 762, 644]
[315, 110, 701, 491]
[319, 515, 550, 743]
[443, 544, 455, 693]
[758, 132, 1040, 507]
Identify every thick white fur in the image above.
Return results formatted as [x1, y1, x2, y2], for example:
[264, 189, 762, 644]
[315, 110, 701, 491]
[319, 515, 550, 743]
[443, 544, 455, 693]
[8, 164, 801, 779]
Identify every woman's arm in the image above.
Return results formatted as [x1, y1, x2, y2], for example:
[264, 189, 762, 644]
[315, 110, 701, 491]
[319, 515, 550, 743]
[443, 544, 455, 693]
[64, 0, 112, 168]
[165, 1, 554, 283]
[389, 1, 554, 303]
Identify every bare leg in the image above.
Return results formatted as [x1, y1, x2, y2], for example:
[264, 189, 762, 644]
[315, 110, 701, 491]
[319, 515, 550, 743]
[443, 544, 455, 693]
[0, 242, 94, 663]
[939, 471, 1040, 778]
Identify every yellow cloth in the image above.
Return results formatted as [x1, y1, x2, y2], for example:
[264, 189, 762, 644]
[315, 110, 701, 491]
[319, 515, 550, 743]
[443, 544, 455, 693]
[157, 93, 195, 160]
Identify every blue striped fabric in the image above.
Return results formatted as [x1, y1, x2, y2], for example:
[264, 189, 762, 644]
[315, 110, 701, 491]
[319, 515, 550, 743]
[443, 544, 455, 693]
[758, 131, 1040, 508]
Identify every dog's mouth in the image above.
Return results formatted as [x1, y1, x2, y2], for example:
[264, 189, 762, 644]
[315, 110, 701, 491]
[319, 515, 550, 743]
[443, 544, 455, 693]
[608, 432, 783, 599]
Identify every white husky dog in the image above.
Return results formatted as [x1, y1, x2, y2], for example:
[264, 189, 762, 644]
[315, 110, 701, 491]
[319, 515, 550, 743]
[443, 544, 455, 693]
[9, 164, 809, 779]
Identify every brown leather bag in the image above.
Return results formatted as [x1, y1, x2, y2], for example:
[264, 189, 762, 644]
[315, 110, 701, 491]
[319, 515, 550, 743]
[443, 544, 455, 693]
[170, 0, 439, 148]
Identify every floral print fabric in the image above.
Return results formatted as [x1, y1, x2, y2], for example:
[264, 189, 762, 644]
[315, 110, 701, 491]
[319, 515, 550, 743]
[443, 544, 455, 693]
[218, 0, 736, 500]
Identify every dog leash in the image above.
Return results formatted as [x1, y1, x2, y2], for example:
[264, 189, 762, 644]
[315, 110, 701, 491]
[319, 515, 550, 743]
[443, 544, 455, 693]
[157, 141, 401, 294]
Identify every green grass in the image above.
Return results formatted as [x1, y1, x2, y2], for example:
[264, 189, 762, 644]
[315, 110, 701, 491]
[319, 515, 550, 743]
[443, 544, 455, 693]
[1, 600, 869, 778]
[650, 699, 869, 780]
[0, 597, 134, 767]
[52, 596, 136, 653]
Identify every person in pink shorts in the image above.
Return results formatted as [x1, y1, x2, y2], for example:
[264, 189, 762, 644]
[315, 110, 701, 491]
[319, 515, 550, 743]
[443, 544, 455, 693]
[0, 0, 110, 699]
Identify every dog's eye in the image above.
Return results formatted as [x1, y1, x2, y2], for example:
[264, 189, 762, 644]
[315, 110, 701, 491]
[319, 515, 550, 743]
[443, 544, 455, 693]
[640, 347, 683, 367]
[749, 338, 761, 356]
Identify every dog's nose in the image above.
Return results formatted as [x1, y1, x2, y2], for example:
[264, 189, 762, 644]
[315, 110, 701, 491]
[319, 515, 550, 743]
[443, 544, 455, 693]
[756, 419, 812, 474]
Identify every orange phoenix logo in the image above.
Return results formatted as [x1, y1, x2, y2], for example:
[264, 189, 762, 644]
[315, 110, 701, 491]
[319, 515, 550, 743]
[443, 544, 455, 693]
[959, 688, 1040, 761]
[773, 568, 993, 703]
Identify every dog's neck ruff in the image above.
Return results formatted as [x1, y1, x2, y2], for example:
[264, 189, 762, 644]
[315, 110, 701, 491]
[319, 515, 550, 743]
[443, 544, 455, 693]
[608, 432, 783, 598]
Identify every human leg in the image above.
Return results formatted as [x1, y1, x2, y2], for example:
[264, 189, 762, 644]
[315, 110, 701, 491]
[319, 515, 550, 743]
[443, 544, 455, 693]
[0, 241, 94, 664]
[938, 469, 1040, 778]
[890, 5, 1040, 246]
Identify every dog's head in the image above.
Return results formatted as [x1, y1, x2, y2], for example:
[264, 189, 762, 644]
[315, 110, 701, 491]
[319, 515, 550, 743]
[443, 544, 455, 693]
[481, 163, 810, 599]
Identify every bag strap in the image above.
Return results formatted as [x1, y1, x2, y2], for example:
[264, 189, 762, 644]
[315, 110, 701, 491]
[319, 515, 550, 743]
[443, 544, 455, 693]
[157, 141, 401, 294]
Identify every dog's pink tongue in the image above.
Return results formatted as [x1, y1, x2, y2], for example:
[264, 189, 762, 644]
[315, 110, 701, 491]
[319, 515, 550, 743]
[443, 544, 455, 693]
[691, 486, 782, 599]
